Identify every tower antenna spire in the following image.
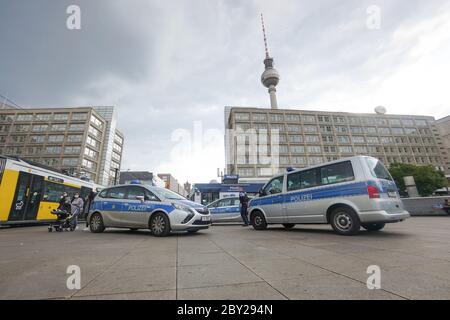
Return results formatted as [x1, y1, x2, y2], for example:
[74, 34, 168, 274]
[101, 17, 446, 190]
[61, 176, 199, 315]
[261, 13, 270, 59]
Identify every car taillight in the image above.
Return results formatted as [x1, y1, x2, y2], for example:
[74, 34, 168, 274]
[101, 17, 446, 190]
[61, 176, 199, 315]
[367, 185, 380, 198]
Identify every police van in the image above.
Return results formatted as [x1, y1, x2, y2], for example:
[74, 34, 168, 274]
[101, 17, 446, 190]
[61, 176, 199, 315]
[88, 184, 211, 237]
[248, 156, 410, 235]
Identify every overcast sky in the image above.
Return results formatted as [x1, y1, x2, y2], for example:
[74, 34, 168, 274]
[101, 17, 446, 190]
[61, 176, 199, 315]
[1, 0, 449, 184]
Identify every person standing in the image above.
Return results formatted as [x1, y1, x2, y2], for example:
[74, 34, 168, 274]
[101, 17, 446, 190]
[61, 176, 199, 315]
[70, 193, 84, 229]
[84, 189, 98, 230]
[443, 199, 450, 215]
[58, 192, 71, 213]
[239, 191, 250, 226]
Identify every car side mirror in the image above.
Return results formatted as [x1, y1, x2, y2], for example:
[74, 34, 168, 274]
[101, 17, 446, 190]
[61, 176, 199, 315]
[136, 195, 145, 202]
[259, 189, 266, 197]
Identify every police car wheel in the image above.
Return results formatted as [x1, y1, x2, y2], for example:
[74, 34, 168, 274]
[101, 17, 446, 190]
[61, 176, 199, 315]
[90, 213, 105, 233]
[251, 211, 267, 230]
[330, 207, 360, 235]
[150, 213, 170, 237]
[362, 222, 385, 231]
[283, 223, 295, 229]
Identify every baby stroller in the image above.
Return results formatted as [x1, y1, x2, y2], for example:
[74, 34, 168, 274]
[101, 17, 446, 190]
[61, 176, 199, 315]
[48, 209, 75, 232]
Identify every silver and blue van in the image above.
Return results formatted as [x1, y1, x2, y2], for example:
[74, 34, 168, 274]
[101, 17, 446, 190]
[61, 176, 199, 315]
[248, 156, 410, 235]
[88, 184, 211, 237]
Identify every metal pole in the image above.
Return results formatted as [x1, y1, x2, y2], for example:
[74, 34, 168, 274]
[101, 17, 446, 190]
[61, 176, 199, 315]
[114, 168, 119, 186]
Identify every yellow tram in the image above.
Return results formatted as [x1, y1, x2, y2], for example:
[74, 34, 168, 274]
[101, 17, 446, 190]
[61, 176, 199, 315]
[0, 156, 103, 225]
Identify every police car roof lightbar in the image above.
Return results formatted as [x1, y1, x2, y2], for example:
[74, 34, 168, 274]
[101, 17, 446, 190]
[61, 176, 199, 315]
[286, 167, 296, 172]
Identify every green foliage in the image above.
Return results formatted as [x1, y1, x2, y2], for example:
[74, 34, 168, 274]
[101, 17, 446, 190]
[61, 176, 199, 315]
[388, 163, 447, 197]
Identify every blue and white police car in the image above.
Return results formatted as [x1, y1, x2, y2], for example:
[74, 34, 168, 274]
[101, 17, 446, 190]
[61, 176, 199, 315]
[88, 184, 211, 237]
[207, 197, 242, 223]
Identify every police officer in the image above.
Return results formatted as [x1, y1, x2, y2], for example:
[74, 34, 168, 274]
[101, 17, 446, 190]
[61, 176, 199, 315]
[239, 190, 250, 226]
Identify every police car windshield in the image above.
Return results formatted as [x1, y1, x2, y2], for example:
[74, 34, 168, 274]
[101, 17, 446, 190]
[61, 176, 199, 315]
[151, 187, 185, 200]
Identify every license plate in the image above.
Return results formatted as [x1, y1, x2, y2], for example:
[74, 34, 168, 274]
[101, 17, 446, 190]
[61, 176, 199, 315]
[201, 216, 210, 221]
[388, 191, 397, 198]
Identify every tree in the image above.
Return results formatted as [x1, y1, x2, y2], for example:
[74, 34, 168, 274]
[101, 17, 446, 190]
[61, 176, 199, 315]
[388, 163, 447, 197]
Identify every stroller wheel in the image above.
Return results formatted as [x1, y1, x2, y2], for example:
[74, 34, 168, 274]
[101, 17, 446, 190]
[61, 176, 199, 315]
[48, 227, 52, 232]
[70, 227, 75, 232]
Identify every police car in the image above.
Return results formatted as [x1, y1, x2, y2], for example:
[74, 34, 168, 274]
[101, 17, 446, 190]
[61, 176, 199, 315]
[88, 184, 211, 237]
[248, 156, 410, 235]
[207, 197, 242, 223]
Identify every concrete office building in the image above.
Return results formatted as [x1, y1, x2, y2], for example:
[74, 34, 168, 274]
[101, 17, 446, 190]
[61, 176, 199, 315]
[225, 107, 447, 181]
[0, 105, 124, 185]
[435, 116, 450, 174]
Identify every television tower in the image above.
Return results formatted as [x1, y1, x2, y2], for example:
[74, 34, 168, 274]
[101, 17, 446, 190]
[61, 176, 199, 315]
[260, 14, 280, 109]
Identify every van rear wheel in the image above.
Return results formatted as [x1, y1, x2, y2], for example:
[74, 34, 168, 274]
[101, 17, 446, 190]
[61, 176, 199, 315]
[283, 223, 295, 229]
[330, 207, 360, 235]
[251, 211, 267, 230]
[362, 222, 385, 231]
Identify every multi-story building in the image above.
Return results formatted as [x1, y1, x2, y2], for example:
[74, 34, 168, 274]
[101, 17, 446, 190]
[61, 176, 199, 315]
[158, 173, 187, 196]
[0, 105, 124, 185]
[435, 116, 450, 175]
[225, 106, 447, 182]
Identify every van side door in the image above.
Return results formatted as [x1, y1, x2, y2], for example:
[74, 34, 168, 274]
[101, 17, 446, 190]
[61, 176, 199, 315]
[285, 168, 321, 223]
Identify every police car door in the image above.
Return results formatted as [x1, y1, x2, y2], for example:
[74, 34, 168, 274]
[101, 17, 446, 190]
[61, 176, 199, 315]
[102, 186, 128, 227]
[212, 198, 232, 222]
[121, 186, 149, 227]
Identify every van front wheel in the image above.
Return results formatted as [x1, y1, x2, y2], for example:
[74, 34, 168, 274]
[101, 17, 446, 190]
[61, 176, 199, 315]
[330, 207, 360, 235]
[362, 222, 385, 231]
[251, 211, 267, 230]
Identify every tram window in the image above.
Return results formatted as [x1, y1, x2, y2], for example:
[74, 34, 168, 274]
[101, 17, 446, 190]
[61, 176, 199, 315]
[43, 181, 79, 202]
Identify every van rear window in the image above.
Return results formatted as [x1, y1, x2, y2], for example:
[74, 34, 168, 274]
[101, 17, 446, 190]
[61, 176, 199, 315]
[365, 158, 393, 181]
[320, 161, 355, 185]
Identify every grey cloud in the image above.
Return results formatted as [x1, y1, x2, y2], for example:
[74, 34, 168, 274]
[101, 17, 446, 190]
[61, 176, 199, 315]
[1, 0, 449, 182]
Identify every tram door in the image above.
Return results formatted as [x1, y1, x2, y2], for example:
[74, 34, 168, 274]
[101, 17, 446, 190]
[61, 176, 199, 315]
[8, 172, 44, 221]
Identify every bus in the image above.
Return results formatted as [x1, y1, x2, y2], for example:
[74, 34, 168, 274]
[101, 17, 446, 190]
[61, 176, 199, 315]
[0, 156, 103, 226]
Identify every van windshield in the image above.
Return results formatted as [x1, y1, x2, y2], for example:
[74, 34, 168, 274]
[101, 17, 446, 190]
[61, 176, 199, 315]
[365, 158, 393, 181]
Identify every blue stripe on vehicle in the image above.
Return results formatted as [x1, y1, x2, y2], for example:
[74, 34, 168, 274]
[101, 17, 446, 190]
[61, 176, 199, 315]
[249, 181, 369, 207]
[92, 201, 175, 213]
[209, 206, 240, 214]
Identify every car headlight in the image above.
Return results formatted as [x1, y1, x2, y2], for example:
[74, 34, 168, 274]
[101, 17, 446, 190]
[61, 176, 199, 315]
[172, 203, 194, 213]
